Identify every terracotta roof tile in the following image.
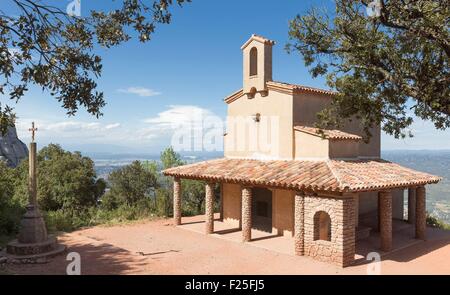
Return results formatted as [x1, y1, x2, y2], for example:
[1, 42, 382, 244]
[267, 81, 338, 96]
[294, 126, 362, 140]
[241, 34, 276, 50]
[163, 158, 441, 193]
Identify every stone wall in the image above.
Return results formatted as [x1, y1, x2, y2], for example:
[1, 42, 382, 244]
[303, 194, 355, 267]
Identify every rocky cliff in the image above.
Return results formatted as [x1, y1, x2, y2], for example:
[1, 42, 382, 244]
[0, 126, 28, 167]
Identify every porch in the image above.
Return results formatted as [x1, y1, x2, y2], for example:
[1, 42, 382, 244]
[178, 214, 423, 262]
[163, 157, 440, 267]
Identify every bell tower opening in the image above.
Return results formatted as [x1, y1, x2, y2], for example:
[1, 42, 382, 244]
[241, 34, 274, 95]
[249, 47, 258, 76]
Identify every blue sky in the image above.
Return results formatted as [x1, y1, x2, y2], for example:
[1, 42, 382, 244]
[2, 0, 449, 153]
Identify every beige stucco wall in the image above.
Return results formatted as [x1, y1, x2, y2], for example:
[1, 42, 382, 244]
[272, 189, 294, 237]
[222, 183, 241, 227]
[222, 184, 295, 236]
[292, 92, 380, 158]
[224, 90, 294, 159]
[328, 140, 360, 158]
[294, 131, 329, 159]
[294, 130, 360, 159]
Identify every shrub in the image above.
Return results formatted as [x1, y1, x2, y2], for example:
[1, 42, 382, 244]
[426, 214, 450, 230]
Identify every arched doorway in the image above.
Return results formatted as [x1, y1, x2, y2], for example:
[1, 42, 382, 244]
[314, 211, 332, 241]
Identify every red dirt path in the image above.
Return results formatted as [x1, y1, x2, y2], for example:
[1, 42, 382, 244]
[3, 218, 450, 275]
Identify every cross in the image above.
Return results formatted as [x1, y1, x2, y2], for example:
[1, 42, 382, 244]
[29, 122, 38, 142]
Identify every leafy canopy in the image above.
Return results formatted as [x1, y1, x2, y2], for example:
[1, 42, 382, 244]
[106, 160, 158, 207]
[287, 0, 449, 139]
[13, 144, 105, 213]
[0, 0, 189, 133]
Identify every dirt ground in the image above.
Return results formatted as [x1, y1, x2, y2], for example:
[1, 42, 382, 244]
[3, 217, 450, 275]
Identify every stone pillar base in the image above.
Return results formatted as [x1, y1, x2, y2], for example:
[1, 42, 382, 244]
[5, 205, 66, 263]
[17, 205, 48, 244]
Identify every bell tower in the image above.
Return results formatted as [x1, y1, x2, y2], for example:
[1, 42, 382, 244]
[241, 34, 275, 97]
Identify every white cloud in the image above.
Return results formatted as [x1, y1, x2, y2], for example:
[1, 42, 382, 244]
[15, 119, 123, 142]
[144, 105, 214, 127]
[105, 123, 121, 130]
[139, 105, 220, 141]
[117, 87, 161, 97]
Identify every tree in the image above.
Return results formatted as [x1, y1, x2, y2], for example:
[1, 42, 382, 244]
[0, 0, 190, 134]
[13, 144, 105, 214]
[160, 146, 184, 170]
[287, 0, 449, 139]
[159, 146, 206, 215]
[106, 160, 158, 207]
[0, 161, 22, 234]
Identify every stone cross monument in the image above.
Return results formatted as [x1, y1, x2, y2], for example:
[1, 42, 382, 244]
[5, 122, 65, 262]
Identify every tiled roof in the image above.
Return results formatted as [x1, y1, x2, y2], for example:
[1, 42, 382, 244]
[267, 81, 337, 96]
[294, 126, 362, 140]
[224, 81, 337, 104]
[163, 158, 441, 193]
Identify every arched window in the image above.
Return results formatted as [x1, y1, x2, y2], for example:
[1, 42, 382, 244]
[313, 211, 331, 241]
[249, 47, 257, 76]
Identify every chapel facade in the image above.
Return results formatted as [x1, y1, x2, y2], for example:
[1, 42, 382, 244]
[163, 35, 441, 267]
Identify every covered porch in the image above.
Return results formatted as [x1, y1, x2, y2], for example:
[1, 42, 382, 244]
[163, 158, 441, 267]
[176, 212, 427, 263]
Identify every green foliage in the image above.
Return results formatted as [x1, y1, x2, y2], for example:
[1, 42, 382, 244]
[160, 146, 184, 170]
[426, 214, 450, 230]
[287, 0, 449, 140]
[0, 145, 209, 239]
[0, 0, 190, 133]
[106, 160, 157, 207]
[182, 179, 205, 215]
[13, 144, 105, 215]
[0, 161, 23, 235]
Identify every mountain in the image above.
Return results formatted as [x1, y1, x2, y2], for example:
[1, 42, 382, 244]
[0, 126, 28, 167]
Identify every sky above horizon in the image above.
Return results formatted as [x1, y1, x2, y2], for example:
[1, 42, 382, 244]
[2, 0, 449, 154]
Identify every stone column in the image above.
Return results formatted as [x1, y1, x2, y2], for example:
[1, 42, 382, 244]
[353, 194, 359, 228]
[379, 191, 392, 252]
[415, 186, 426, 240]
[28, 142, 37, 205]
[219, 183, 224, 221]
[241, 187, 252, 242]
[205, 182, 215, 234]
[339, 196, 356, 267]
[173, 178, 181, 226]
[294, 193, 305, 256]
[408, 187, 416, 224]
[17, 142, 48, 244]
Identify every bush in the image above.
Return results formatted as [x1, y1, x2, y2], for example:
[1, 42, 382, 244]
[0, 162, 23, 235]
[426, 214, 450, 230]
[107, 160, 157, 207]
